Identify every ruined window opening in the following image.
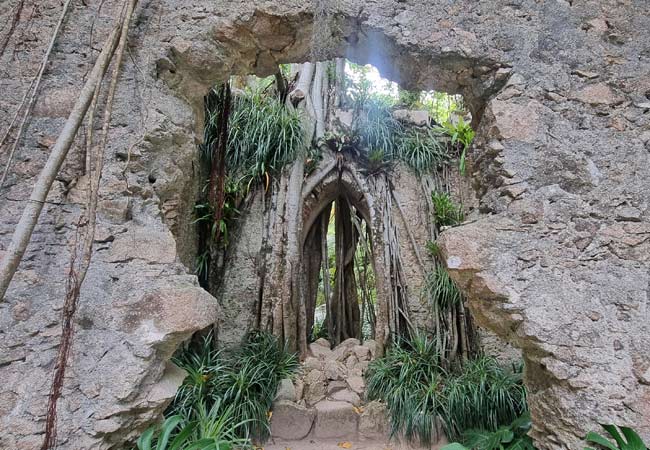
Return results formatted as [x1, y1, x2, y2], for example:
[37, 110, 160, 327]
[192, 58, 477, 360]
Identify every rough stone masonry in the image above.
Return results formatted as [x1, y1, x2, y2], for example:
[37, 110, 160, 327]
[0, 0, 649, 449]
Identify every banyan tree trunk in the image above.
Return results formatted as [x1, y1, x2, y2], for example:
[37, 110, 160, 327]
[260, 61, 329, 355]
[330, 196, 361, 345]
[303, 215, 324, 339]
[320, 204, 333, 340]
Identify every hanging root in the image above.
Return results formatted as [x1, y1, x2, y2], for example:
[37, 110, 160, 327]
[391, 189, 427, 273]
[40, 1, 136, 447]
[0, 0, 24, 57]
[0, 0, 73, 188]
[0, 13, 122, 300]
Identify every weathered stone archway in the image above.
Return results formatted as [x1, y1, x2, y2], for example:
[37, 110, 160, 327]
[300, 163, 375, 346]
[1, 1, 649, 449]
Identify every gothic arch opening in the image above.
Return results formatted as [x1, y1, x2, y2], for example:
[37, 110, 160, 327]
[301, 163, 377, 347]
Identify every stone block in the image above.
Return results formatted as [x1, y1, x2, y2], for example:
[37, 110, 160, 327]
[314, 400, 359, 439]
[275, 378, 296, 402]
[347, 375, 365, 394]
[309, 341, 334, 360]
[331, 389, 361, 406]
[359, 400, 390, 440]
[271, 400, 315, 440]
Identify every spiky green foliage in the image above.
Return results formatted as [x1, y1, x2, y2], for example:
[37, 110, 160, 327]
[443, 357, 528, 440]
[167, 331, 299, 443]
[436, 118, 475, 175]
[425, 240, 441, 257]
[353, 97, 403, 157]
[366, 332, 445, 446]
[425, 265, 463, 311]
[203, 89, 305, 182]
[396, 128, 449, 174]
[188, 399, 253, 449]
[136, 410, 252, 450]
[367, 337, 527, 446]
[585, 424, 648, 450]
[137, 415, 196, 450]
[170, 333, 225, 418]
[441, 413, 536, 450]
[352, 96, 453, 174]
[217, 331, 300, 440]
[431, 192, 464, 227]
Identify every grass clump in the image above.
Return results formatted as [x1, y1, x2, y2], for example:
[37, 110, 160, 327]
[436, 118, 475, 175]
[351, 96, 452, 174]
[431, 192, 464, 227]
[366, 334, 527, 445]
[352, 97, 403, 157]
[203, 88, 306, 183]
[366, 332, 444, 446]
[443, 357, 528, 440]
[396, 128, 449, 174]
[425, 265, 463, 312]
[164, 331, 299, 444]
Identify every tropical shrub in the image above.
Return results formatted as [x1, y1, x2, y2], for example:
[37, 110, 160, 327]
[440, 412, 535, 450]
[425, 265, 463, 312]
[366, 335, 527, 445]
[395, 128, 449, 174]
[167, 331, 299, 442]
[202, 88, 305, 184]
[366, 332, 444, 446]
[443, 357, 528, 440]
[217, 331, 300, 439]
[436, 118, 475, 175]
[170, 333, 224, 419]
[352, 96, 403, 157]
[585, 424, 648, 450]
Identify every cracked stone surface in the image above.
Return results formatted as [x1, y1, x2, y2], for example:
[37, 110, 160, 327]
[1, 0, 649, 448]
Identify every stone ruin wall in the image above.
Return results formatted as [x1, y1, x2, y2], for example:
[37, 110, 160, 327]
[0, 0, 649, 449]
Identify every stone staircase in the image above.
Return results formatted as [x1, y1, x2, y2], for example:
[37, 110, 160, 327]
[268, 338, 447, 449]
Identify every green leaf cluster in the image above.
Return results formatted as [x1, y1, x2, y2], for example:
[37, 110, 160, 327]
[365, 332, 444, 446]
[202, 88, 306, 184]
[441, 412, 535, 450]
[425, 265, 463, 311]
[352, 97, 452, 174]
[585, 425, 648, 450]
[436, 118, 475, 175]
[169, 331, 299, 442]
[431, 192, 464, 227]
[366, 334, 528, 445]
[136, 331, 299, 449]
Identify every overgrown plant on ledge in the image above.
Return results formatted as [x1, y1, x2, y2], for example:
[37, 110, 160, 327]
[196, 84, 306, 283]
[431, 191, 464, 227]
[436, 117, 475, 175]
[224, 89, 306, 184]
